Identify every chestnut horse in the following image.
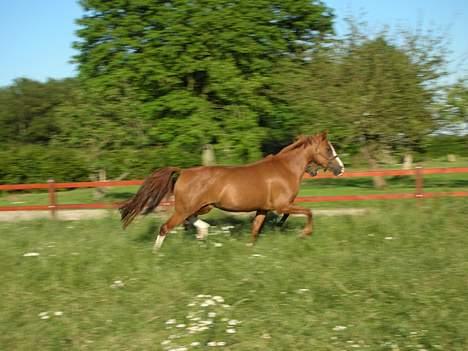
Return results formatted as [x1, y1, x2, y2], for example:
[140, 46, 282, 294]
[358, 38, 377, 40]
[119, 131, 344, 251]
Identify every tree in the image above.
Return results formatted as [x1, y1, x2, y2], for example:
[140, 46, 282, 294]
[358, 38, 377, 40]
[275, 23, 448, 186]
[73, 0, 334, 165]
[0, 78, 76, 145]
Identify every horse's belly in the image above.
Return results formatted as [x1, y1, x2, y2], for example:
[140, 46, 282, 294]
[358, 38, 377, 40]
[215, 182, 270, 212]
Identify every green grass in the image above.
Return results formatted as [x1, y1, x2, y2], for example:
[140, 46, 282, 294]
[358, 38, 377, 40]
[1, 199, 467, 350]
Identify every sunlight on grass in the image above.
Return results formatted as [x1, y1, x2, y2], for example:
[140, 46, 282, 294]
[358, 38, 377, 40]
[0, 199, 467, 350]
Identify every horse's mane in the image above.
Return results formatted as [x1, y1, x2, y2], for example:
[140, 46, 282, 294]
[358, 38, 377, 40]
[277, 135, 313, 155]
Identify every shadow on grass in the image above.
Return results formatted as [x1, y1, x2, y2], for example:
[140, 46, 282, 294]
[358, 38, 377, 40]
[131, 212, 298, 244]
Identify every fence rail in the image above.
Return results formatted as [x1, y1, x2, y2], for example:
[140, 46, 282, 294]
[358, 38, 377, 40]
[1, 167, 467, 214]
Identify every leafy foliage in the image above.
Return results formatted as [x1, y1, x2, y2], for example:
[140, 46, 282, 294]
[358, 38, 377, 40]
[72, 0, 334, 163]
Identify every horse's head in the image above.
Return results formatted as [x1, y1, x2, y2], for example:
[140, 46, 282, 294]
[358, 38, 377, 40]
[308, 131, 344, 176]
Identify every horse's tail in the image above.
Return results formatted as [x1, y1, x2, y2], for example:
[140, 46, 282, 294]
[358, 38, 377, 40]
[119, 167, 181, 228]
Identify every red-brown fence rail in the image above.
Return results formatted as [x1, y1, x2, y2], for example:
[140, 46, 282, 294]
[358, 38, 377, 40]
[0, 167, 467, 214]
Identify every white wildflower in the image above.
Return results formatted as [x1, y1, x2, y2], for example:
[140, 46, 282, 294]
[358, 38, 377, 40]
[297, 288, 310, 293]
[201, 299, 215, 307]
[24, 252, 40, 257]
[176, 324, 186, 328]
[111, 280, 125, 288]
[228, 319, 240, 326]
[213, 296, 224, 303]
[207, 341, 217, 347]
[213, 242, 223, 247]
[333, 325, 347, 331]
[161, 340, 171, 346]
[54, 311, 63, 316]
[190, 341, 201, 347]
[208, 312, 217, 318]
[165, 319, 177, 325]
[385, 236, 393, 240]
[216, 341, 226, 346]
[38, 312, 48, 319]
[226, 328, 236, 334]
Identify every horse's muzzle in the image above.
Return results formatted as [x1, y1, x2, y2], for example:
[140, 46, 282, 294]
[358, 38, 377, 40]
[332, 166, 344, 177]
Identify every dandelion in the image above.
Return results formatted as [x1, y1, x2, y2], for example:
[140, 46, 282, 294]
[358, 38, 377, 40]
[333, 325, 347, 331]
[24, 252, 40, 257]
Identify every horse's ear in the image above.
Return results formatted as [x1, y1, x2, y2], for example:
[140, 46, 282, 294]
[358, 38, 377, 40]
[320, 130, 328, 140]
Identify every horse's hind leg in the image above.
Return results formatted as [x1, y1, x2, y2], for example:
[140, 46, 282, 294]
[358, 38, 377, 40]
[184, 205, 213, 240]
[250, 210, 267, 244]
[276, 214, 289, 227]
[153, 211, 187, 252]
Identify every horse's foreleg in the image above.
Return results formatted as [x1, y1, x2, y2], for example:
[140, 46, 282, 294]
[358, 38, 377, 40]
[277, 205, 313, 237]
[154, 212, 187, 252]
[251, 210, 267, 243]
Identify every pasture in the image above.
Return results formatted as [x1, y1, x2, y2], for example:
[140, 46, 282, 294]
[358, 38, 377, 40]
[0, 199, 467, 350]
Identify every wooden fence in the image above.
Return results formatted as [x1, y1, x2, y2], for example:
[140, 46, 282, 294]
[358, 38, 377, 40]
[0, 167, 467, 216]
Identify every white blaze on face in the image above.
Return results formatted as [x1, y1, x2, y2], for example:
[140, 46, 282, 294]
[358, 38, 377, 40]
[328, 141, 344, 175]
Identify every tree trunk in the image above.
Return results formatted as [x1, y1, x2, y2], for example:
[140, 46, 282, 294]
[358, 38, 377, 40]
[402, 153, 413, 170]
[361, 145, 387, 189]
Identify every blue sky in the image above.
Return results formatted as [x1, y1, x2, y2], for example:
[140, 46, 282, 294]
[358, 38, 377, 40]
[0, 0, 467, 87]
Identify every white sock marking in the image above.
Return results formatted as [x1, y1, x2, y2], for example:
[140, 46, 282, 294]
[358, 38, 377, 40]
[194, 219, 210, 240]
[153, 235, 166, 251]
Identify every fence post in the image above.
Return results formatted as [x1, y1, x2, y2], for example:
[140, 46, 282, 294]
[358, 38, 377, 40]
[48, 179, 57, 219]
[415, 166, 424, 198]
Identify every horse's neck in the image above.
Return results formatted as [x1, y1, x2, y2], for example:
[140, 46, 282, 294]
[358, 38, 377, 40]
[280, 148, 310, 177]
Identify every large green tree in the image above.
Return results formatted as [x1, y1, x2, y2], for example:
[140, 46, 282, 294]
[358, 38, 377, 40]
[73, 0, 334, 165]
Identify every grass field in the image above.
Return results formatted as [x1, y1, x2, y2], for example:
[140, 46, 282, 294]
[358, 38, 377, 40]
[1, 199, 467, 350]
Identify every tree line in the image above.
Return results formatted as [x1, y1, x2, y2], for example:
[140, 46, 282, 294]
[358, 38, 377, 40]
[1, 0, 467, 184]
